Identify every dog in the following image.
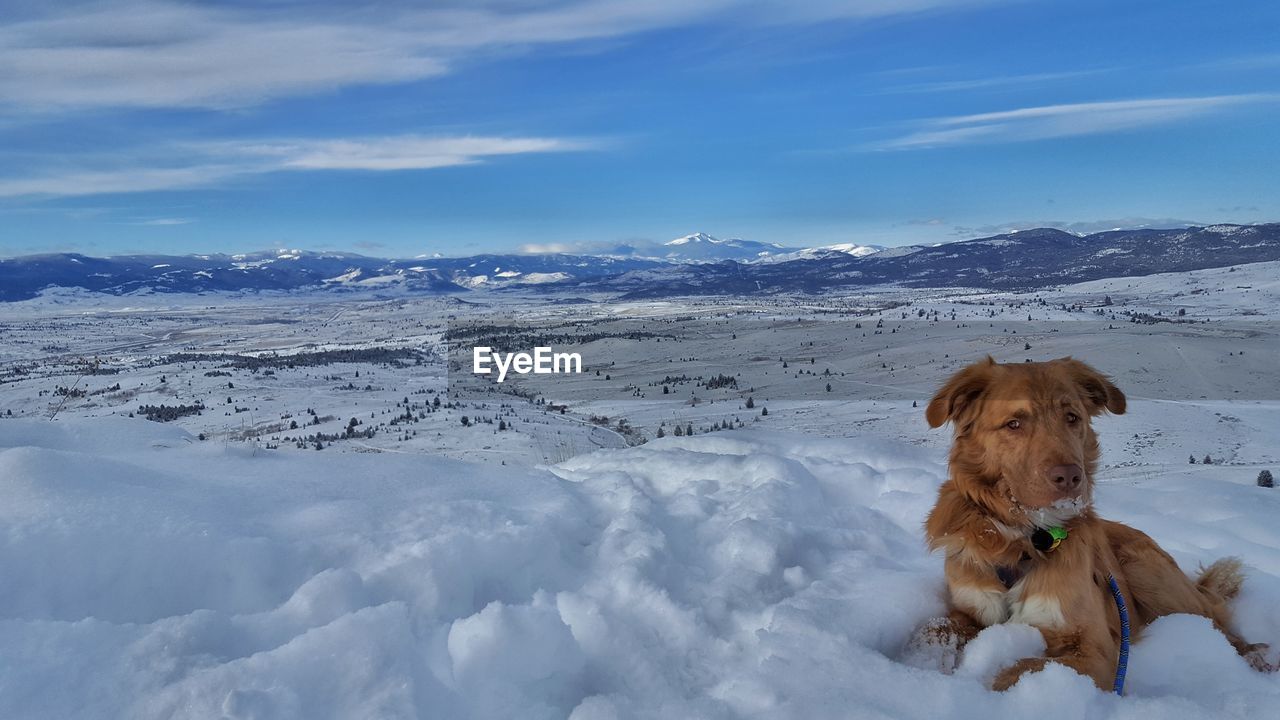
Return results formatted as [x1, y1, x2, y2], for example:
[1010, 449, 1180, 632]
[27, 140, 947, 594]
[913, 356, 1273, 691]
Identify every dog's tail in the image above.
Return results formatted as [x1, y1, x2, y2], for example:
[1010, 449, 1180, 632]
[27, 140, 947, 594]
[1197, 557, 1245, 602]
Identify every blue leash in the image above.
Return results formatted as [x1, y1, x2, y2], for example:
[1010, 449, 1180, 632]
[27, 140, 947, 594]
[1106, 574, 1130, 695]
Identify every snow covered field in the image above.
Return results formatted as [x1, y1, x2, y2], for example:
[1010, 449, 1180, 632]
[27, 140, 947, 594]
[2, 263, 1279, 718]
[1, 419, 1277, 718]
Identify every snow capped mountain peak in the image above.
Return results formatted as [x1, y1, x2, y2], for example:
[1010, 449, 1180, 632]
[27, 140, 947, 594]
[759, 242, 885, 263]
[654, 233, 796, 262]
[812, 242, 883, 258]
[666, 232, 723, 246]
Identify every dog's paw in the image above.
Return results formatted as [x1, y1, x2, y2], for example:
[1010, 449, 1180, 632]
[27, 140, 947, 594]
[1242, 643, 1278, 673]
[991, 657, 1051, 691]
[901, 617, 965, 674]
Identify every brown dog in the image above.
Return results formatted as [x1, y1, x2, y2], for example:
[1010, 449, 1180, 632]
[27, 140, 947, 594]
[916, 356, 1272, 691]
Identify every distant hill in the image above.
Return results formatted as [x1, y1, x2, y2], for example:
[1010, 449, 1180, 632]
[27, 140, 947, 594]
[2, 223, 1277, 301]
[578, 224, 1280, 298]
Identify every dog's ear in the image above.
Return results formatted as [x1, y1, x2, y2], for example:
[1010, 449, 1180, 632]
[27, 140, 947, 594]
[926, 357, 996, 428]
[1058, 357, 1126, 415]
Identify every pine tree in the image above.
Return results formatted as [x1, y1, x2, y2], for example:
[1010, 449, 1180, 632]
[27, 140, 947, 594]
[761, 406, 768, 416]
[1189, 454, 1196, 464]
[1203, 454, 1213, 465]
[656, 426, 665, 438]
[674, 425, 683, 436]
[1258, 470, 1274, 488]
[745, 396, 754, 409]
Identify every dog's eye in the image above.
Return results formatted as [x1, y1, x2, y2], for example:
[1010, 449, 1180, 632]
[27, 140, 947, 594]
[1066, 412, 1080, 424]
[1005, 419, 1021, 430]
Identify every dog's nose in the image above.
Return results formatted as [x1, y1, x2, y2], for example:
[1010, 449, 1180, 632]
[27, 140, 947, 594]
[1047, 464, 1084, 493]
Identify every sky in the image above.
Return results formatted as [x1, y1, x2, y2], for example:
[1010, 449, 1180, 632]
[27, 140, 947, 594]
[1, 0, 1278, 258]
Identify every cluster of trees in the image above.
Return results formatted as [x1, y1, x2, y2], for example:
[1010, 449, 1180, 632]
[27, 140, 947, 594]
[702, 374, 738, 390]
[459, 414, 511, 430]
[54, 385, 86, 398]
[136, 403, 205, 422]
[445, 323, 670, 353]
[163, 347, 426, 371]
[1188, 458, 1274, 488]
[656, 416, 745, 438]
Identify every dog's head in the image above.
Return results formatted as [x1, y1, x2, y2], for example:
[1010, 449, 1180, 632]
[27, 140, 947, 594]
[926, 357, 1125, 525]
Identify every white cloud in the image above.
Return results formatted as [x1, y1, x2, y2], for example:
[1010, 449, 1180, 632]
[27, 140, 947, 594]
[953, 217, 1207, 237]
[0, 134, 596, 198]
[869, 94, 1279, 150]
[227, 136, 601, 171]
[0, 0, 1004, 110]
[0, 166, 244, 198]
[879, 69, 1106, 94]
[128, 217, 193, 226]
[517, 243, 579, 254]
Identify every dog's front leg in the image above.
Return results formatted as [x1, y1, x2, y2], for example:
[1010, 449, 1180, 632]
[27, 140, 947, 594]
[904, 609, 984, 673]
[991, 629, 1115, 692]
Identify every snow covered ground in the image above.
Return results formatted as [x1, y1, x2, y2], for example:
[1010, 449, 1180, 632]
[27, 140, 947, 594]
[1, 417, 1278, 719]
[2, 263, 1280, 718]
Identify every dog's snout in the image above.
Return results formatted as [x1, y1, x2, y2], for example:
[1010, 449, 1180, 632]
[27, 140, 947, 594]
[1048, 464, 1084, 493]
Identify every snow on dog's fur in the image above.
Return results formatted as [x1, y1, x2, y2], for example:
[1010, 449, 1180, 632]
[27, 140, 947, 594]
[912, 357, 1274, 691]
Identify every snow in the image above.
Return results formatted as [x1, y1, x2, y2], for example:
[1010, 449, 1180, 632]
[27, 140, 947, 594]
[324, 269, 364, 283]
[820, 242, 883, 258]
[1, 417, 1277, 718]
[666, 233, 721, 246]
[519, 271, 571, 284]
[954, 625, 1047, 684]
[761, 243, 886, 263]
[3, 272, 1280, 717]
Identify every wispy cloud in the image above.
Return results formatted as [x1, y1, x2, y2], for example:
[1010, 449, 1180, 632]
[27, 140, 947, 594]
[0, 134, 598, 198]
[867, 93, 1279, 150]
[879, 69, 1106, 94]
[128, 217, 193, 226]
[952, 217, 1207, 237]
[516, 242, 580, 254]
[0, 0, 1007, 111]
[224, 136, 601, 171]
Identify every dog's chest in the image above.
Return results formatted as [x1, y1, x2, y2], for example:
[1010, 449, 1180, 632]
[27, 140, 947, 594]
[953, 570, 1067, 629]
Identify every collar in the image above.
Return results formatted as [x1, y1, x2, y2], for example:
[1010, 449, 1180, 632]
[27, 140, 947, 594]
[1031, 526, 1068, 552]
[994, 526, 1068, 589]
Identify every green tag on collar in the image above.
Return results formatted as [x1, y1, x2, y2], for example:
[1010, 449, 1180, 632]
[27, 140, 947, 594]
[1031, 526, 1068, 552]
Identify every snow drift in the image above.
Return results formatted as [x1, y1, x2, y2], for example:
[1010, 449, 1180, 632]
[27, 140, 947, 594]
[0, 418, 1277, 718]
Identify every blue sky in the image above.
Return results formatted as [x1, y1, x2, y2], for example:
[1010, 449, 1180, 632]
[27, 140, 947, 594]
[1, 0, 1278, 258]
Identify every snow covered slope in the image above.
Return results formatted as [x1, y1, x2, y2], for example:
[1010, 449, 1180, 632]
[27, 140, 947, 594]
[1, 418, 1276, 719]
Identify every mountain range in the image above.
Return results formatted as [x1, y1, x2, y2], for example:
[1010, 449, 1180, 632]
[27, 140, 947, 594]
[1, 224, 1276, 302]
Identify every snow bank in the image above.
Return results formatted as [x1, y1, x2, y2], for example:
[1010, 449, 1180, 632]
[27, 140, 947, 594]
[0, 419, 1277, 718]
